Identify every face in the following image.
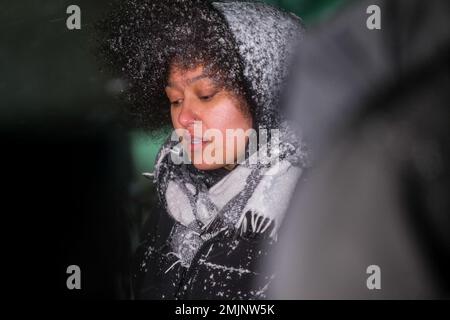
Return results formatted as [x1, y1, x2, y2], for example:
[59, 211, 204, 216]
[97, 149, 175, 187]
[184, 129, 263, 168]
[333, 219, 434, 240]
[165, 65, 253, 170]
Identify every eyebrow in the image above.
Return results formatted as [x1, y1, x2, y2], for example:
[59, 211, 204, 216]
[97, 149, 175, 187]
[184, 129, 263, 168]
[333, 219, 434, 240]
[166, 73, 211, 89]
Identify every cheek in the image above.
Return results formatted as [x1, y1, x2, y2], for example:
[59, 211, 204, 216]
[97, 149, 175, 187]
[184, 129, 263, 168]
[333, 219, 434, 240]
[205, 99, 251, 133]
[207, 100, 252, 161]
[170, 108, 181, 129]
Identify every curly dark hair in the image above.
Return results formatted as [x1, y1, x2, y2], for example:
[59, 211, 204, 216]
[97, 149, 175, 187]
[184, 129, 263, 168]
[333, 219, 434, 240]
[95, 0, 254, 132]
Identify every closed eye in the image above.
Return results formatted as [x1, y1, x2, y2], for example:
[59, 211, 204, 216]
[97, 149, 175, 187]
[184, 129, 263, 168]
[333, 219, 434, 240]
[199, 93, 216, 102]
[170, 99, 182, 107]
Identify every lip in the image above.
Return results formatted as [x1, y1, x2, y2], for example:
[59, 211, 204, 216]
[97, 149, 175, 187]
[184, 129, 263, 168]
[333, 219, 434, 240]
[183, 136, 211, 151]
[190, 140, 210, 151]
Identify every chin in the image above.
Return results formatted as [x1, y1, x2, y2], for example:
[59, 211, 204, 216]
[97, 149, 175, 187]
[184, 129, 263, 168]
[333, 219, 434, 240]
[192, 162, 225, 171]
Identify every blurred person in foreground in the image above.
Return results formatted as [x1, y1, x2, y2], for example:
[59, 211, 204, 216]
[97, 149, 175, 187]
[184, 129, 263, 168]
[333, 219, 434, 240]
[268, 0, 450, 299]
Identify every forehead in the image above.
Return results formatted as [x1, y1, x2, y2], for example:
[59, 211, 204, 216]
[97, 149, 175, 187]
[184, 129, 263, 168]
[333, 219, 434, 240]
[167, 65, 210, 87]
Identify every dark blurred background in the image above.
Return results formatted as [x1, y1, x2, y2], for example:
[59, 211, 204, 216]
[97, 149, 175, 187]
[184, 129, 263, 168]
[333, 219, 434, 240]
[1, 0, 349, 299]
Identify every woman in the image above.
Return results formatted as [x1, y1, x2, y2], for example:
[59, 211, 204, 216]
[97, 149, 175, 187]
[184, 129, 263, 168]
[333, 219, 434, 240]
[98, 0, 308, 299]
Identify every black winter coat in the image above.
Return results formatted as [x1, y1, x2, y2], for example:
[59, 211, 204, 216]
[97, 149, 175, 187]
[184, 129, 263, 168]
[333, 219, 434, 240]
[132, 184, 276, 300]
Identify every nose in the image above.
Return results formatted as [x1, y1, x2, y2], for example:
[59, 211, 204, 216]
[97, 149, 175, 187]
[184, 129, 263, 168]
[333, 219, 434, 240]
[177, 98, 199, 129]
